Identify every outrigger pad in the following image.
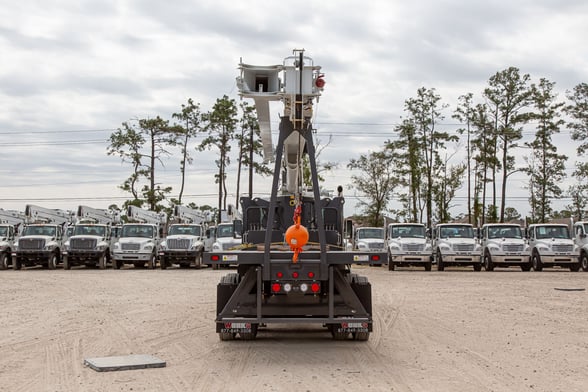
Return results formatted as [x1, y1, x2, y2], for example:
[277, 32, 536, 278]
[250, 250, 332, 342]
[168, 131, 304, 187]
[84, 354, 166, 372]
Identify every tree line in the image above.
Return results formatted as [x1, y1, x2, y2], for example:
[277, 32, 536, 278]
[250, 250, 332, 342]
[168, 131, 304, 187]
[349, 67, 588, 227]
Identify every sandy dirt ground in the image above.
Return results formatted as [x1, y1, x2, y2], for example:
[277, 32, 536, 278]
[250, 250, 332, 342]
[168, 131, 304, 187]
[1, 264, 587, 392]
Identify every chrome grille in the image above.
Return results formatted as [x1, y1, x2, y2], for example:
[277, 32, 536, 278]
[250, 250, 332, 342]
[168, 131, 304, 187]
[553, 244, 573, 253]
[20, 238, 44, 250]
[121, 243, 140, 251]
[168, 238, 191, 250]
[402, 243, 425, 252]
[70, 238, 97, 250]
[454, 244, 474, 252]
[503, 244, 524, 252]
[369, 242, 385, 250]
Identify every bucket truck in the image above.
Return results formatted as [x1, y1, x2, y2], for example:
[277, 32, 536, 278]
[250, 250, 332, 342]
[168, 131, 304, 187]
[205, 49, 387, 341]
[62, 205, 121, 269]
[159, 205, 208, 269]
[112, 206, 167, 269]
[0, 209, 26, 270]
[12, 204, 73, 270]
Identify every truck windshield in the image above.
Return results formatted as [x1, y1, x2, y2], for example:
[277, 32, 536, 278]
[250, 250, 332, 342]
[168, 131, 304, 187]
[390, 225, 425, 238]
[23, 226, 56, 236]
[217, 224, 233, 238]
[121, 224, 154, 238]
[169, 225, 201, 236]
[439, 226, 474, 239]
[74, 225, 106, 236]
[0, 226, 7, 236]
[357, 228, 384, 239]
[536, 225, 569, 239]
[488, 226, 522, 239]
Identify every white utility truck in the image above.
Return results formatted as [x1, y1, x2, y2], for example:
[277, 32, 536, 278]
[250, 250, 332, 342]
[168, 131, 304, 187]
[112, 206, 167, 269]
[432, 223, 481, 271]
[0, 209, 26, 269]
[480, 223, 530, 271]
[13, 205, 73, 269]
[159, 205, 208, 269]
[62, 205, 121, 269]
[386, 223, 431, 271]
[528, 223, 579, 271]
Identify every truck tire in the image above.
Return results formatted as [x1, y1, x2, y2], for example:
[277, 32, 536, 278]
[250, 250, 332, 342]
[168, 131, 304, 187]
[160, 258, 167, 269]
[483, 251, 494, 271]
[570, 263, 580, 272]
[195, 252, 203, 269]
[13, 257, 22, 270]
[114, 259, 123, 269]
[473, 263, 482, 272]
[98, 254, 106, 270]
[48, 253, 58, 270]
[436, 250, 445, 271]
[63, 256, 71, 270]
[147, 254, 156, 269]
[219, 331, 235, 341]
[424, 261, 432, 271]
[353, 331, 370, 341]
[581, 253, 588, 272]
[240, 324, 258, 340]
[0, 253, 8, 270]
[532, 251, 543, 271]
[520, 263, 531, 272]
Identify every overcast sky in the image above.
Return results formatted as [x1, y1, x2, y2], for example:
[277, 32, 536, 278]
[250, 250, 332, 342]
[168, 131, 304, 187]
[1, 0, 587, 220]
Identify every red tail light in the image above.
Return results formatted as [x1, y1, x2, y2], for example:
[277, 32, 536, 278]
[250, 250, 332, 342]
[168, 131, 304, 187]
[276, 271, 284, 279]
[292, 271, 299, 279]
[308, 271, 315, 279]
[371, 254, 380, 262]
[271, 283, 281, 293]
[211, 254, 220, 261]
[311, 283, 320, 293]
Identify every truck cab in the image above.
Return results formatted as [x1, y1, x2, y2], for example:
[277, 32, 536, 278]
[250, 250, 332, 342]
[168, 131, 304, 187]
[432, 223, 481, 271]
[528, 223, 578, 271]
[62, 223, 113, 269]
[112, 223, 160, 269]
[159, 223, 205, 269]
[386, 223, 431, 271]
[481, 223, 530, 271]
[573, 221, 588, 271]
[13, 224, 64, 269]
[212, 222, 241, 252]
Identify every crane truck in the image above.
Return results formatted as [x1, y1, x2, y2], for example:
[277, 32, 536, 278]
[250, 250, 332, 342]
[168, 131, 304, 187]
[62, 205, 121, 269]
[12, 204, 73, 270]
[159, 205, 208, 269]
[0, 209, 26, 270]
[112, 206, 167, 269]
[205, 49, 387, 341]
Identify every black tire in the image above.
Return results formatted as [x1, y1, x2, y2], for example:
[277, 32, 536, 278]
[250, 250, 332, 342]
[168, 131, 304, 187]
[133, 262, 145, 268]
[219, 332, 235, 341]
[424, 261, 432, 271]
[581, 253, 588, 272]
[179, 263, 190, 269]
[0, 253, 8, 270]
[195, 252, 203, 269]
[570, 264, 580, 272]
[13, 257, 22, 270]
[483, 251, 494, 271]
[98, 254, 106, 270]
[520, 263, 531, 272]
[332, 330, 349, 340]
[473, 263, 482, 272]
[353, 331, 370, 341]
[436, 250, 444, 271]
[114, 259, 122, 269]
[63, 257, 71, 270]
[147, 254, 156, 269]
[160, 258, 167, 269]
[532, 252, 543, 271]
[48, 253, 58, 270]
[240, 324, 258, 340]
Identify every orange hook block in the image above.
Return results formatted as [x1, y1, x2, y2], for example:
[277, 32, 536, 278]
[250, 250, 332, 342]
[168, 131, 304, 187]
[285, 223, 309, 263]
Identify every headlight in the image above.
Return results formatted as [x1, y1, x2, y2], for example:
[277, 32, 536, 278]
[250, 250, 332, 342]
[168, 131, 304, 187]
[96, 244, 108, 251]
[144, 243, 154, 252]
[439, 244, 451, 251]
[160, 242, 167, 250]
[474, 244, 481, 251]
[357, 242, 368, 250]
[487, 244, 500, 252]
[424, 244, 432, 251]
[537, 245, 550, 252]
[113, 242, 120, 250]
[212, 242, 221, 251]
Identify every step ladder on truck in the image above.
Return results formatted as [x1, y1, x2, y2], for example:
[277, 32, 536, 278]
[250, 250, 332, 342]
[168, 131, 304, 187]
[205, 49, 387, 341]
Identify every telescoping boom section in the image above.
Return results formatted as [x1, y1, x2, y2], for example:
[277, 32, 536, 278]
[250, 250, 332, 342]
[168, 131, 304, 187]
[205, 50, 386, 341]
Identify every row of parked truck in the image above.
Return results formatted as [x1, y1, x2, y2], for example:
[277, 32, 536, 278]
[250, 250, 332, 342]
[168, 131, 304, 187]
[0, 204, 241, 270]
[349, 221, 588, 272]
